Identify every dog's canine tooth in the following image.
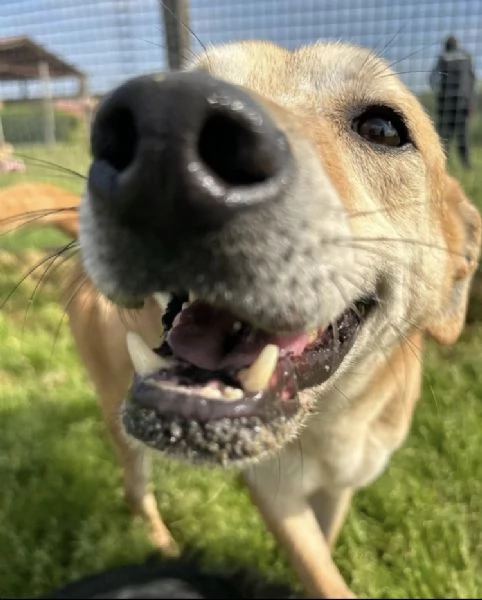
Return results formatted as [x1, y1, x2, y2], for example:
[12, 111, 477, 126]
[238, 344, 279, 393]
[126, 331, 171, 375]
[188, 291, 197, 302]
[153, 293, 168, 310]
[223, 386, 244, 401]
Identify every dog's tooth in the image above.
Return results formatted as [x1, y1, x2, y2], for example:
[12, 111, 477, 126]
[238, 344, 279, 393]
[153, 293, 168, 310]
[223, 386, 244, 401]
[203, 387, 223, 399]
[188, 291, 197, 302]
[126, 331, 170, 376]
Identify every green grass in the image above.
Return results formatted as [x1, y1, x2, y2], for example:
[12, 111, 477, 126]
[0, 141, 89, 196]
[0, 142, 481, 598]
[0, 142, 87, 253]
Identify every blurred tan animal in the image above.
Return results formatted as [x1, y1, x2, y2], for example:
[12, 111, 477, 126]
[0, 182, 79, 237]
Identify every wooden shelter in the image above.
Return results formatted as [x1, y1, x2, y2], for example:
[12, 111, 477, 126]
[0, 36, 87, 145]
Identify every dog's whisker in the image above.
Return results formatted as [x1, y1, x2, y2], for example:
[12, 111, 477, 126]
[387, 41, 441, 71]
[335, 247, 450, 301]
[332, 270, 437, 406]
[329, 242, 413, 276]
[13, 153, 87, 180]
[331, 381, 354, 409]
[150, 28, 201, 64]
[374, 13, 412, 58]
[334, 236, 466, 259]
[387, 320, 434, 416]
[158, 0, 209, 68]
[299, 200, 428, 222]
[0, 242, 76, 310]
[377, 69, 436, 80]
[0, 207, 79, 236]
[49, 271, 89, 358]
[139, 36, 169, 53]
[297, 436, 305, 501]
[21, 245, 79, 341]
[347, 201, 426, 219]
[274, 451, 282, 507]
[358, 8, 415, 76]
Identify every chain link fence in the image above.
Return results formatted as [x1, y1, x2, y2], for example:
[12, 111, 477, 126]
[0, 1, 480, 162]
[1, 1, 481, 94]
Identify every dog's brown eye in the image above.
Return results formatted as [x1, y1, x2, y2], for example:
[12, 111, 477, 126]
[353, 107, 410, 148]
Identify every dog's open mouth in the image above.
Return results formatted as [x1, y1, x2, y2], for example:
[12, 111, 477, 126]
[122, 293, 376, 465]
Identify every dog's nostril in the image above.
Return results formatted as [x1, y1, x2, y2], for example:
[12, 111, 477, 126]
[94, 106, 138, 172]
[197, 112, 278, 186]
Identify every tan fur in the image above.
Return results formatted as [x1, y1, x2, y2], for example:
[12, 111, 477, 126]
[0, 182, 79, 237]
[6, 41, 481, 598]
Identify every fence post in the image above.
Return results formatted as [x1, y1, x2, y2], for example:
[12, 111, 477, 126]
[38, 60, 56, 146]
[160, 0, 191, 70]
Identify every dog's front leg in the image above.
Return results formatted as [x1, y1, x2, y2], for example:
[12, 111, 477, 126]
[244, 471, 356, 599]
[65, 285, 178, 555]
[95, 390, 179, 556]
[117, 429, 179, 555]
[309, 487, 354, 549]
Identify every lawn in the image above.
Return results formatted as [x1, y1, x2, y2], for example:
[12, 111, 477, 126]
[0, 141, 481, 599]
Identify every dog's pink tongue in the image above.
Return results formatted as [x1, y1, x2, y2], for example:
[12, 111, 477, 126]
[167, 302, 311, 371]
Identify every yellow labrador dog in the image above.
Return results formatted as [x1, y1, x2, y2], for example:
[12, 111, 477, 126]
[15, 41, 481, 598]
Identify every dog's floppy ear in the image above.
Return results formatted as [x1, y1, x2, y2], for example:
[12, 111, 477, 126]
[426, 176, 482, 345]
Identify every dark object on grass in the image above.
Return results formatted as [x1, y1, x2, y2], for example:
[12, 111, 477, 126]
[466, 266, 482, 323]
[41, 552, 296, 599]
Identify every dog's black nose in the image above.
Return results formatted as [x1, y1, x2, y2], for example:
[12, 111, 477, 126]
[88, 71, 293, 231]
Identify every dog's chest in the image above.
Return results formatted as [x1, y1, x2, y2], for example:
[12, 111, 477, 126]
[245, 421, 396, 502]
[290, 393, 407, 494]
[296, 419, 395, 493]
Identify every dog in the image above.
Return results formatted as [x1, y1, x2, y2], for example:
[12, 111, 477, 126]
[5, 40, 481, 598]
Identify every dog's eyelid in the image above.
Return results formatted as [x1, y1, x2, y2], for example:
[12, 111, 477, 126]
[356, 103, 409, 128]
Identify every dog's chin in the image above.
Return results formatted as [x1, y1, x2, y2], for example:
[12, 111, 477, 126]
[121, 293, 377, 467]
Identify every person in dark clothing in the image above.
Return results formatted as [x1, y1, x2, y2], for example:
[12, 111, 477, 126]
[430, 35, 476, 169]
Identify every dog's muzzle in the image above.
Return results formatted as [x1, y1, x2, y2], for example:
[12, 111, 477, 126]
[80, 70, 373, 465]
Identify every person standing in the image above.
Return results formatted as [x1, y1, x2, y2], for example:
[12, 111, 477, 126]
[430, 35, 476, 169]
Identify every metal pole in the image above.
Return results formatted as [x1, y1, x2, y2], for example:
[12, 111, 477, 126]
[78, 75, 92, 137]
[38, 60, 56, 146]
[0, 115, 5, 146]
[160, 0, 191, 71]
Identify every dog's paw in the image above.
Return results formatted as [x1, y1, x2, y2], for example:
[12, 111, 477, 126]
[150, 527, 180, 558]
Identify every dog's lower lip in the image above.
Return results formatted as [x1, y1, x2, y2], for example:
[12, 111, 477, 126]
[127, 354, 300, 422]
